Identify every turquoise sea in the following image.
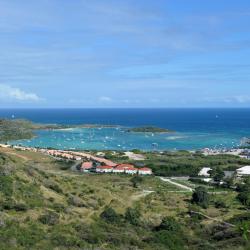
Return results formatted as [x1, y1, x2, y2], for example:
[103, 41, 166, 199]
[1, 108, 250, 151]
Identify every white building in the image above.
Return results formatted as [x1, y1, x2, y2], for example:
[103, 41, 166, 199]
[236, 166, 250, 177]
[198, 167, 212, 177]
[113, 167, 125, 174]
[138, 167, 152, 175]
[96, 166, 113, 173]
[125, 168, 138, 175]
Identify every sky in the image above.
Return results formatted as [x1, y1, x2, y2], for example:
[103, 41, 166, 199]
[0, 0, 250, 108]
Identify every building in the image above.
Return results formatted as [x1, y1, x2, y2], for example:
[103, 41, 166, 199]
[138, 167, 152, 175]
[236, 166, 250, 177]
[96, 165, 113, 173]
[74, 156, 82, 161]
[116, 164, 135, 169]
[113, 166, 125, 174]
[80, 162, 93, 172]
[198, 167, 212, 177]
[125, 167, 138, 175]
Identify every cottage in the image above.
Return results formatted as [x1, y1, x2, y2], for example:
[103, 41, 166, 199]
[236, 166, 250, 177]
[198, 167, 212, 177]
[96, 166, 113, 173]
[138, 167, 152, 175]
[80, 162, 93, 172]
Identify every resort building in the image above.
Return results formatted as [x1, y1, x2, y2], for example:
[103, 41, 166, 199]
[138, 167, 152, 175]
[113, 166, 126, 173]
[96, 165, 113, 173]
[125, 167, 138, 175]
[236, 166, 250, 177]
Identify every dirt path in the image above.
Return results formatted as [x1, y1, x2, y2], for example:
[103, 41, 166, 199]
[159, 177, 194, 192]
[131, 190, 154, 201]
[4, 151, 29, 161]
[190, 210, 235, 227]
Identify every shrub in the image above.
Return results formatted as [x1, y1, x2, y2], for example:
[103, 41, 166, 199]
[192, 186, 210, 209]
[0, 176, 13, 197]
[130, 176, 143, 188]
[38, 211, 59, 225]
[13, 203, 28, 211]
[156, 216, 181, 232]
[214, 200, 227, 209]
[100, 207, 120, 223]
[125, 207, 141, 226]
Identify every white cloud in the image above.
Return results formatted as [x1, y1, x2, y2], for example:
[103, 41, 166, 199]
[232, 95, 250, 103]
[99, 96, 112, 102]
[0, 84, 43, 102]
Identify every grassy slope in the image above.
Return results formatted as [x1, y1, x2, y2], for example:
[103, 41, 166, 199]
[0, 147, 249, 249]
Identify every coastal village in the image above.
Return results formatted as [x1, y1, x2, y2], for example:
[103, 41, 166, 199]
[0, 144, 152, 175]
[1, 143, 250, 180]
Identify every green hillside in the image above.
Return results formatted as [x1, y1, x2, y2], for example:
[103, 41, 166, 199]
[0, 147, 249, 250]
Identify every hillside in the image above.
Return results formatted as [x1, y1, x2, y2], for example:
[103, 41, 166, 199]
[0, 147, 249, 249]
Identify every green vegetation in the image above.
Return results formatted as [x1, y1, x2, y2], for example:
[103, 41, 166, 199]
[237, 177, 250, 208]
[141, 151, 250, 176]
[0, 119, 35, 142]
[192, 186, 210, 208]
[0, 118, 118, 143]
[127, 126, 174, 133]
[0, 147, 249, 249]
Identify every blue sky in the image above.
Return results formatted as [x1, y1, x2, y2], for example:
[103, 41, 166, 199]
[0, 0, 250, 108]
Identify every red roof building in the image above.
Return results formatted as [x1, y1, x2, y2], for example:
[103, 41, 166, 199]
[80, 162, 93, 172]
[138, 167, 152, 175]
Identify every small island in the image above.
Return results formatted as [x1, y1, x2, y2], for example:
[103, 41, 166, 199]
[127, 126, 174, 133]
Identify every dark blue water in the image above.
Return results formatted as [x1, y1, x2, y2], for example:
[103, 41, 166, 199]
[1, 108, 250, 132]
[1, 108, 250, 150]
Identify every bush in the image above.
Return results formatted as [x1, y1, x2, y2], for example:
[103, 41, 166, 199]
[43, 180, 63, 194]
[214, 200, 227, 209]
[0, 176, 13, 197]
[156, 216, 181, 232]
[153, 230, 184, 250]
[130, 176, 143, 188]
[100, 207, 120, 224]
[13, 203, 28, 211]
[125, 207, 141, 226]
[192, 186, 210, 209]
[39, 211, 59, 225]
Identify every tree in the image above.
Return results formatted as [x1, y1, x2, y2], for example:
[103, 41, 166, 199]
[237, 177, 250, 208]
[130, 176, 143, 188]
[209, 167, 225, 183]
[223, 177, 234, 188]
[192, 186, 210, 208]
[125, 207, 141, 226]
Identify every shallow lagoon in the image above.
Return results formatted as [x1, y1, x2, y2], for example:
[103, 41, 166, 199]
[9, 127, 247, 151]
